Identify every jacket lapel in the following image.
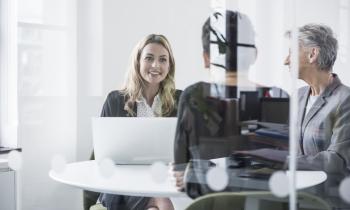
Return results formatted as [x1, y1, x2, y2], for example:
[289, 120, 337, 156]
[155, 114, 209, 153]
[301, 95, 326, 132]
[298, 87, 309, 154]
[299, 74, 342, 154]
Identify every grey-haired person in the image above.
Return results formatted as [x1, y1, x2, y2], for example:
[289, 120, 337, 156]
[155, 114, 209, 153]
[284, 24, 350, 175]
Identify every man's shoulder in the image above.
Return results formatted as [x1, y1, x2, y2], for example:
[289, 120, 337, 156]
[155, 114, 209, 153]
[182, 81, 209, 96]
[174, 89, 183, 97]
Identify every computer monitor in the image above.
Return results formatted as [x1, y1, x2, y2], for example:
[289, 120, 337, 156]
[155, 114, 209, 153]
[239, 91, 260, 121]
[222, 98, 240, 136]
[260, 98, 289, 124]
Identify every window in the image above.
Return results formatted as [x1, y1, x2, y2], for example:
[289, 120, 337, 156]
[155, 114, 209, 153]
[0, 0, 18, 148]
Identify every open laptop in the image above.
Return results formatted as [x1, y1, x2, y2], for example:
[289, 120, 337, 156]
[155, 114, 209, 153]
[92, 117, 177, 165]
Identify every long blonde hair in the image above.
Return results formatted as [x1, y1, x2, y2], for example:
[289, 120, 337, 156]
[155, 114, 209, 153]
[121, 34, 176, 116]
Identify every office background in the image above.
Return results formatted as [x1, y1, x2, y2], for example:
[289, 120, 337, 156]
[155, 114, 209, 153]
[0, 0, 349, 209]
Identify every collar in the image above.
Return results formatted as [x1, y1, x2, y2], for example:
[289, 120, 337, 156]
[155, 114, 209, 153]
[318, 73, 342, 98]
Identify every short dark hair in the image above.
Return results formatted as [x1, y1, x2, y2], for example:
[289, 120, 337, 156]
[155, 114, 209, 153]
[202, 10, 255, 71]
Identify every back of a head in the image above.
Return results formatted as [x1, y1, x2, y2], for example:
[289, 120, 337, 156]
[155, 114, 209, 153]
[202, 10, 256, 72]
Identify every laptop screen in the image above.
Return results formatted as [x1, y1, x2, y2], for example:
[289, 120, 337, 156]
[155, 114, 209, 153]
[259, 98, 289, 124]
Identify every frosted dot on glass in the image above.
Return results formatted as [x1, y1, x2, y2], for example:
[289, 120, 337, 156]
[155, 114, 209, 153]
[8, 150, 23, 171]
[150, 161, 168, 183]
[206, 166, 228, 191]
[51, 155, 67, 174]
[269, 171, 289, 197]
[339, 177, 350, 203]
[98, 158, 115, 179]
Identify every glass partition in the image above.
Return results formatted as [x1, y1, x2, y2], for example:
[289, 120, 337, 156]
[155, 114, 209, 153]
[293, 0, 350, 209]
[5, 0, 350, 210]
[174, 0, 298, 209]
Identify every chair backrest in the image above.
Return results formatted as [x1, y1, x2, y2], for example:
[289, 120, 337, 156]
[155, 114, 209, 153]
[297, 192, 331, 210]
[89, 203, 107, 210]
[185, 191, 331, 210]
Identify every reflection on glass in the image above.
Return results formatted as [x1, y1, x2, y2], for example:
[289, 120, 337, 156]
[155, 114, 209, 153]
[174, 1, 350, 209]
[173, 9, 290, 201]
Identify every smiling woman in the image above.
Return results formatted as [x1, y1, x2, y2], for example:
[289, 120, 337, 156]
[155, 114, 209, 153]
[83, 34, 182, 210]
[122, 34, 177, 117]
[140, 43, 170, 86]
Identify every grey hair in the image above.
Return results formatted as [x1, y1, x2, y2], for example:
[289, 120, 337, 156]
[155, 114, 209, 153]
[298, 24, 338, 71]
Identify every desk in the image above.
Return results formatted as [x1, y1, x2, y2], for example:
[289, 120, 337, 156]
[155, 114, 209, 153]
[49, 161, 327, 195]
[49, 160, 183, 197]
[227, 170, 327, 191]
[50, 161, 192, 210]
[50, 161, 327, 208]
[0, 147, 22, 154]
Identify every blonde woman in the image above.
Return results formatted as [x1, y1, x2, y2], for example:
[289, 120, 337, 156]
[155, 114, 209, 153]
[84, 34, 181, 210]
[102, 34, 181, 118]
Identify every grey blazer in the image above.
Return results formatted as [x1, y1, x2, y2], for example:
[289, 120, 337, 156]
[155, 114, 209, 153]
[297, 74, 350, 174]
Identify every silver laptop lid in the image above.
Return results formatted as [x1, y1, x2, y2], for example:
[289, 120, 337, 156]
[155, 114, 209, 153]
[92, 117, 177, 165]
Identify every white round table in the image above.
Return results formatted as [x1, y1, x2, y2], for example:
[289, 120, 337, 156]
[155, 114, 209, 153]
[49, 160, 327, 195]
[49, 160, 327, 209]
[49, 160, 183, 197]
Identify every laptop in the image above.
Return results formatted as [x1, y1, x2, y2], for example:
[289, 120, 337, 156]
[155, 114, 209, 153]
[255, 98, 290, 139]
[92, 117, 177, 165]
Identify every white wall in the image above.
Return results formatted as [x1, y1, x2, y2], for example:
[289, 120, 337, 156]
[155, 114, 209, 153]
[102, 0, 212, 93]
[97, 0, 350, 98]
[76, 0, 105, 162]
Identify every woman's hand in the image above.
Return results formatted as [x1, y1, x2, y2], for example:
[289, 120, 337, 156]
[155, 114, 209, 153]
[169, 163, 185, 192]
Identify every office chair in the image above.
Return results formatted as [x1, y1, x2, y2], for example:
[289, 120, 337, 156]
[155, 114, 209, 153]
[83, 152, 100, 210]
[185, 191, 331, 210]
[297, 192, 332, 210]
[89, 203, 106, 210]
